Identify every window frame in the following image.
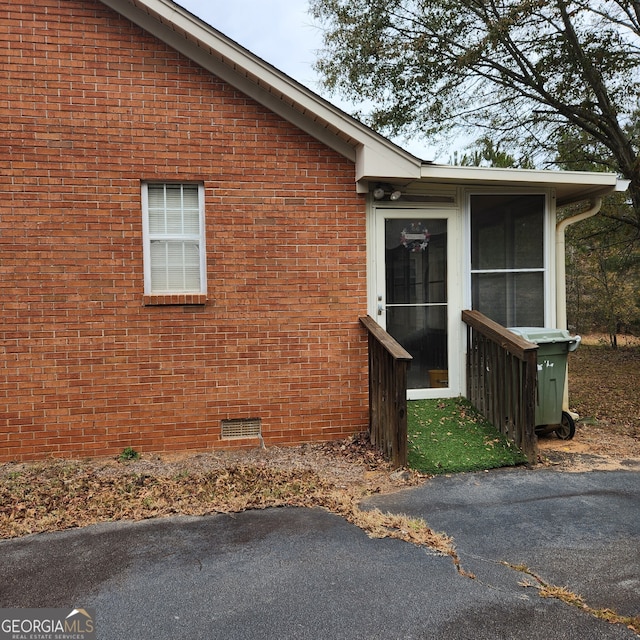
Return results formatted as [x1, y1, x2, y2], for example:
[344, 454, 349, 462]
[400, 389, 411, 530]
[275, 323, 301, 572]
[465, 190, 552, 328]
[141, 182, 207, 298]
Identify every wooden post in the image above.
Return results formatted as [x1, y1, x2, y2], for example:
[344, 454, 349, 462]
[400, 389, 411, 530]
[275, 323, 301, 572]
[360, 316, 412, 468]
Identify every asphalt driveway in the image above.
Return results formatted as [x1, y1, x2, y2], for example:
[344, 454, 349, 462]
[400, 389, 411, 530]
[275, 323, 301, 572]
[367, 469, 640, 622]
[1, 469, 638, 639]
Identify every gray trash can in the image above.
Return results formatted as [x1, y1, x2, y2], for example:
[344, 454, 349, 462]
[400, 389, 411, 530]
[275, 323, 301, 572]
[508, 327, 581, 440]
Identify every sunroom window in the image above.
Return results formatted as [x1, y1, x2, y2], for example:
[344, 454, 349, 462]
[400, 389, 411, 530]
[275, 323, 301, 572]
[142, 183, 206, 295]
[470, 194, 545, 327]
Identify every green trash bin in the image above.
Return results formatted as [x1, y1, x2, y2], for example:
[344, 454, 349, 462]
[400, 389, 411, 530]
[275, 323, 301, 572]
[508, 327, 581, 440]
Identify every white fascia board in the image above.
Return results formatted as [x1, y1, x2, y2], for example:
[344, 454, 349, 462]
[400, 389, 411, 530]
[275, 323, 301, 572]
[355, 143, 423, 184]
[100, 0, 422, 182]
[420, 164, 621, 205]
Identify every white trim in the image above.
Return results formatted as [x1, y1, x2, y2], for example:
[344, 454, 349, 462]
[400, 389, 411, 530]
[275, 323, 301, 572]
[370, 204, 463, 399]
[98, 1, 622, 201]
[99, 0, 422, 182]
[463, 187, 555, 327]
[142, 184, 151, 294]
[141, 182, 207, 295]
[544, 191, 556, 327]
[423, 164, 620, 206]
[471, 268, 545, 274]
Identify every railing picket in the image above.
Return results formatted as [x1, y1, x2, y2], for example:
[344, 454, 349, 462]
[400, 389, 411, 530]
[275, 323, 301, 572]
[359, 316, 412, 468]
[362, 312, 538, 468]
[462, 310, 538, 463]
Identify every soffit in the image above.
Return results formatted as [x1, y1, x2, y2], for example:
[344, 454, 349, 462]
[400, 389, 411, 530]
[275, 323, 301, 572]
[419, 164, 623, 206]
[99, 0, 422, 179]
[98, 0, 622, 200]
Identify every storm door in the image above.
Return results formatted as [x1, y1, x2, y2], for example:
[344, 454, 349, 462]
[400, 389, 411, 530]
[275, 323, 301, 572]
[376, 214, 449, 392]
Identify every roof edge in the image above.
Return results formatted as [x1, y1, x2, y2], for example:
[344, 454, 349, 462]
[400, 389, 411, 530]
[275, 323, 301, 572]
[99, 0, 423, 179]
[97, 0, 627, 200]
[420, 164, 623, 205]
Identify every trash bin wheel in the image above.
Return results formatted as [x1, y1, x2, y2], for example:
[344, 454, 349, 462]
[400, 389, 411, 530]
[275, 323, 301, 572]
[556, 411, 576, 440]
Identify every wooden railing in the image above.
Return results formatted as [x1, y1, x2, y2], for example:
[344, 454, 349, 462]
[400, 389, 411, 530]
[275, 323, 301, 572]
[462, 310, 538, 463]
[360, 315, 412, 468]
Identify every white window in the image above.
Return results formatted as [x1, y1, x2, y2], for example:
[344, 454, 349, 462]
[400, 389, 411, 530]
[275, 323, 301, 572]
[142, 183, 206, 295]
[470, 194, 545, 326]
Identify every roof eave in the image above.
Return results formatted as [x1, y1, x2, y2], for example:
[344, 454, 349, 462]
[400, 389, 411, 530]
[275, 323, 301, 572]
[420, 164, 624, 206]
[99, 0, 423, 180]
[97, 0, 627, 200]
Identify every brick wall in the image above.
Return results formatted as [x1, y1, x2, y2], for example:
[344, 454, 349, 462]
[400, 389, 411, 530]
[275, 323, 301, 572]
[0, 0, 369, 462]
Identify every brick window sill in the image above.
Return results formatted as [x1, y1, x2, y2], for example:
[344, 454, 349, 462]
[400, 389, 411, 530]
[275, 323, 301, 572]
[143, 294, 208, 306]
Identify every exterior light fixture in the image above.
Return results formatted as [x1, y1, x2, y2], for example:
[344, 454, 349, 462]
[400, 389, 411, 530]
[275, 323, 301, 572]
[372, 183, 402, 201]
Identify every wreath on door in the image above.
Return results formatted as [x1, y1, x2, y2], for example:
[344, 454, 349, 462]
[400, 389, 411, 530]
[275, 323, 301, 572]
[401, 222, 431, 252]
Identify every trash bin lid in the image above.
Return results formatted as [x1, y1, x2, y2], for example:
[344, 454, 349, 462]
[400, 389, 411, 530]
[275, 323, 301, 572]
[508, 327, 579, 345]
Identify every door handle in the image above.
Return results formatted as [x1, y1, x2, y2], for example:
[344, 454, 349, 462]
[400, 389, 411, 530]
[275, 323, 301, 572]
[377, 302, 384, 316]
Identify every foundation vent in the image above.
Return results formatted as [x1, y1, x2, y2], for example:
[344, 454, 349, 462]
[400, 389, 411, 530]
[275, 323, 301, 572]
[221, 418, 262, 440]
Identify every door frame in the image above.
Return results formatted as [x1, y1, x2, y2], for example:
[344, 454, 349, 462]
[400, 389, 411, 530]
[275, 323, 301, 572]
[368, 202, 463, 399]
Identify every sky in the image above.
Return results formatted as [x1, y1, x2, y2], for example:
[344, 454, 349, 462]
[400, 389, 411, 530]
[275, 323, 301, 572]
[174, 0, 435, 160]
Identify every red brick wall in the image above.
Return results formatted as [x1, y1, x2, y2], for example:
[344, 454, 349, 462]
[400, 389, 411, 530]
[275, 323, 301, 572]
[0, 1, 369, 462]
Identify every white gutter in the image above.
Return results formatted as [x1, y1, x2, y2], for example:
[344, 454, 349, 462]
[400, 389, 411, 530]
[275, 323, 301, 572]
[555, 197, 603, 331]
[554, 177, 629, 415]
[556, 178, 630, 329]
[555, 198, 603, 416]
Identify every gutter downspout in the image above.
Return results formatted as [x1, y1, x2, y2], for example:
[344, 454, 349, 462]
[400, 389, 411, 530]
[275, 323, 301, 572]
[555, 197, 602, 414]
[556, 197, 603, 331]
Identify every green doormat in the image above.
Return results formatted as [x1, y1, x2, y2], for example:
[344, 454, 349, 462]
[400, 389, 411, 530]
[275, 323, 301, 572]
[408, 398, 528, 474]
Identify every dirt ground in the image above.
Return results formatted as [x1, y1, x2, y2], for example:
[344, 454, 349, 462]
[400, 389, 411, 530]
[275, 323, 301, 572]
[45, 415, 639, 509]
[536, 428, 640, 472]
[144, 334, 639, 480]
[3, 338, 638, 491]
[0, 335, 637, 540]
[534, 334, 640, 472]
[289, 333, 640, 476]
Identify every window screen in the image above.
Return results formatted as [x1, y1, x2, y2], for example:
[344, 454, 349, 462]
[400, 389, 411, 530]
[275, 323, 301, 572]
[470, 194, 545, 326]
